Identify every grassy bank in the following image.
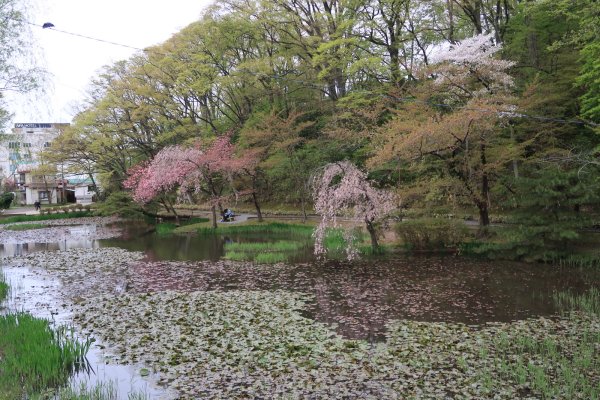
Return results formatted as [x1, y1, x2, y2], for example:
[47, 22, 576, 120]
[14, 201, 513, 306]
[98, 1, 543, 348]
[155, 217, 209, 235]
[197, 221, 315, 236]
[3, 223, 46, 231]
[0, 211, 92, 225]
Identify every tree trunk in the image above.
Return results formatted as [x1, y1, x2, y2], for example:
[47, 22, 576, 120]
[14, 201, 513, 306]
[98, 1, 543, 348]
[478, 142, 490, 236]
[365, 218, 380, 252]
[252, 192, 263, 222]
[211, 204, 218, 229]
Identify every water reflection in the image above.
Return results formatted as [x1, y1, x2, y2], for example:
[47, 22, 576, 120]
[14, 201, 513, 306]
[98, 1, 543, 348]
[2, 220, 598, 343]
[123, 255, 598, 341]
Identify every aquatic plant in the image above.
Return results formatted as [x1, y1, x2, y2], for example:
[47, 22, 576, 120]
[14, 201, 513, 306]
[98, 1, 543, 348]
[32, 380, 149, 400]
[72, 288, 599, 399]
[0, 313, 91, 398]
[553, 287, 600, 317]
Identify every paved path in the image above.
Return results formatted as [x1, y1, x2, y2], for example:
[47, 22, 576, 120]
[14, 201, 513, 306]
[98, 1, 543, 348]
[1, 206, 39, 216]
[220, 213, 253, 224]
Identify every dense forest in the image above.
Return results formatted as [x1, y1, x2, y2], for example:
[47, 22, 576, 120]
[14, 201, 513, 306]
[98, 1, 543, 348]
[45, 0, 600, 261]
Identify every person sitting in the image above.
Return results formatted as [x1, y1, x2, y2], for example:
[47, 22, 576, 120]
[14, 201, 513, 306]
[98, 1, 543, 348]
[221, 208, 235, 222]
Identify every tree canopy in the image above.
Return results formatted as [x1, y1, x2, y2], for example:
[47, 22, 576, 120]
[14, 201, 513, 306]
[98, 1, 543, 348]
[46, 0, 600, 260]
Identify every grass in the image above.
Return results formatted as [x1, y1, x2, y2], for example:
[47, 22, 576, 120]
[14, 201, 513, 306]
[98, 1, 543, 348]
[254, 252, 289, 263]
[3, 223, 46, 231]
[553, 287, 599, 317]
[155, 217, 209, 235]
[197, 222, 314, 236]
[0, 312, 92, 399]
[0, 282, 7, 302]
[224, 241, 306, 252]
[223, 240, 309, 264]
[0, 211, 91, 225]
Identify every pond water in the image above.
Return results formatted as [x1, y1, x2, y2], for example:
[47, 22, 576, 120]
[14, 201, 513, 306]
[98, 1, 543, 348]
[1, 219, 598, 396]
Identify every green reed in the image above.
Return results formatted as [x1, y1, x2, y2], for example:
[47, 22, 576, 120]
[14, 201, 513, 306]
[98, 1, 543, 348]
[0, 312, 91, 399]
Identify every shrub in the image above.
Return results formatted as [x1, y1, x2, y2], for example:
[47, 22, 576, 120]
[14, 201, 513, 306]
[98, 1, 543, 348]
[396, 218, 469, 250]
[94, 191, 145, 218]
[0, 192, 14, 209]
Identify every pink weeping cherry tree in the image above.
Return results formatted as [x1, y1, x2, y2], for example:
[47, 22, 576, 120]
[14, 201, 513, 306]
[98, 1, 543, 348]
[124, 135, 256, 228]
[311, 161, 397, 260]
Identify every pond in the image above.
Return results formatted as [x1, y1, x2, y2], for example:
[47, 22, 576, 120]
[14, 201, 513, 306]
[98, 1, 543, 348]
[1, 220, 597, 340]
[1, 218, 598, 398]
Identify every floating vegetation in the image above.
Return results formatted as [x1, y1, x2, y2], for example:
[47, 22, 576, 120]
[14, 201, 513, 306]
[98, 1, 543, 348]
[71, 288, 600, 399]
[0, 313, 91, 399]
[5, 246, 599, 398]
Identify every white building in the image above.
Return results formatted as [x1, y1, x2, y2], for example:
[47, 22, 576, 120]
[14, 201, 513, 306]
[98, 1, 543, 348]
[0, 122, 69, 205]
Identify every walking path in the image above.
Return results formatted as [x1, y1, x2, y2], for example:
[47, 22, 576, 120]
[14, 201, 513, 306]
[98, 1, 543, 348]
[1, 206, 39, 216]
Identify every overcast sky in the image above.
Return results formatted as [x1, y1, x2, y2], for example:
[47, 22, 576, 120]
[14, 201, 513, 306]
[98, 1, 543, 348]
[8, 0, 213, 125]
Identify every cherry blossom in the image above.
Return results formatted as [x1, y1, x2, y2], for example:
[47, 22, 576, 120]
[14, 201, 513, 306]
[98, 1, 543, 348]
[311, 161, 397, 260]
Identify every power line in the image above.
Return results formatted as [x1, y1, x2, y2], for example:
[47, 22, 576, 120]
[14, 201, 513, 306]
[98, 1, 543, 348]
[19, 18, 146, 52]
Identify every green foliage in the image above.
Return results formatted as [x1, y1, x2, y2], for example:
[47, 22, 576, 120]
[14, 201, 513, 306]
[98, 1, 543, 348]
[0, 192, 14, 209]
[0, 313, 91, 399]
[396, 218, 470, 251]
[578, 41, 600, 122]
[94, 192, 146, 218]
[479, 167, 600, 261]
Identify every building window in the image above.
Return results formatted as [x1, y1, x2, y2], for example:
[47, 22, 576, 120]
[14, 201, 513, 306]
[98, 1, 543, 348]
[9, 152, 20, 160]
[19, 173, 26, 182]
[43, 142, 51, 148]
[23, 142, 32, 148]
[39, 191, 49, 200]
[26, 130, 34, 133]
[8, 142, 20, 149]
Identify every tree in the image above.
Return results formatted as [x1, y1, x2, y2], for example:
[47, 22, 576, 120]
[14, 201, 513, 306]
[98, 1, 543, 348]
[311, 161, 396, 260]
[124, 136, 254, 228]
[0, 0, 44, 128]
[371, 34, 517, 234]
